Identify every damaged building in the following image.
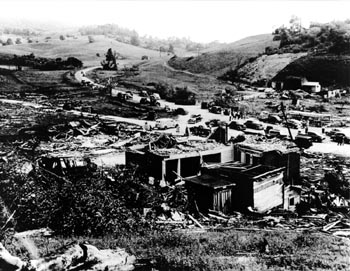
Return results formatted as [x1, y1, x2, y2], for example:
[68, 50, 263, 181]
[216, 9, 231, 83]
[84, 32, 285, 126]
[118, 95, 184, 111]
[185, 138, 301, 214]
[187, 162, 286, 214]
[125, 135, 234, 183]
[233, 140, 300, 185]
[126, 134, 302, 214]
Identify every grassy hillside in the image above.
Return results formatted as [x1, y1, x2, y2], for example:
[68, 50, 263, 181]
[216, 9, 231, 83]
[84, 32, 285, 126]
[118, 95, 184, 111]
[204, 34, 279, 53]
[234, 52, 307, 85]
[0, 35, 162, 66]
[168, 34, 280, 76]
[273, 54, 350, 87]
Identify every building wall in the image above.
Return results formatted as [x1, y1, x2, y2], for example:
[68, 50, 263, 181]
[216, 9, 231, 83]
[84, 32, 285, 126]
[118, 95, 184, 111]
[283, 186, 301, 211]
[221, 145, 235, 163]
[253, 172, 284, 212]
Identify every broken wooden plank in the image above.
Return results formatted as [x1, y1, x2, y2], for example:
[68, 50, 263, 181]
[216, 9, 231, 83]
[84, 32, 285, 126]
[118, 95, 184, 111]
[208, 209, 230, 219]
[188, 214, 204, 229]
[208, 213, 229, 222]
[155, 220, 184, 224]
[323, 220, 341, 232]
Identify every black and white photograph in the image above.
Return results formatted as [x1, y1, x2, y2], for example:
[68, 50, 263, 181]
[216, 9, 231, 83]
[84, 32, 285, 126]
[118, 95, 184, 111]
[0, 0, 350, 270]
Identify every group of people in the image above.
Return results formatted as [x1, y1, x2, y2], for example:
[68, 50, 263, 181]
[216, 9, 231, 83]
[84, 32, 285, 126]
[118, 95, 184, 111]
[229, 111, 244, 121]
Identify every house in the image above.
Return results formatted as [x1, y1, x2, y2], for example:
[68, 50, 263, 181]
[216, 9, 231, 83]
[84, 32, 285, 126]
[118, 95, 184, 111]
[186, 162, 286, 213]
[321, 89, 341, 99]
[125, 139, 234, 183]
[233, 139, 300, 185]
[271, 76, 321, 93]
[301, 81, 321, 93]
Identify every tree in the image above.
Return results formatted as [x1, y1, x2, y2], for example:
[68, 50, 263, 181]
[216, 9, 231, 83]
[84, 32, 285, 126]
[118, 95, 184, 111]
[6, 38, 13, 45]
[88, 35, 95, 43]
[59, 35, 65, 41]
[101, 48, 118, 70]
[168, 44, 175, 54]
[130, 35, 140, 46]
[65, 57, 83, 68]
[15, 38, 21, 44]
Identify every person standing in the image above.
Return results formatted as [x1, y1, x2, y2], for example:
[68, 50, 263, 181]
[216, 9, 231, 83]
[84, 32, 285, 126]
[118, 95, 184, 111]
[337, 136, 342, 146]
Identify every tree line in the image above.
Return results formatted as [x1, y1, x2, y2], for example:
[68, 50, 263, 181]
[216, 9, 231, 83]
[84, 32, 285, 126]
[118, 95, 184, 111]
[270, 17, 350, 55]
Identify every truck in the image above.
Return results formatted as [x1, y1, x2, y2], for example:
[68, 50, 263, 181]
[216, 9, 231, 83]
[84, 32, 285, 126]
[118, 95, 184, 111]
[155, 118, 178, 130]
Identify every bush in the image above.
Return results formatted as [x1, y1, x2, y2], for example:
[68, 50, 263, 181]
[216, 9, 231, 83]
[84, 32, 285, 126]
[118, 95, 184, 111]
[173, 107, 188, 116]
[0, 162, 153, 236]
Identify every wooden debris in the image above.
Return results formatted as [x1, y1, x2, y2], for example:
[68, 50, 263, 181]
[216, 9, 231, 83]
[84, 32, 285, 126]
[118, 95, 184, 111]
[188, 214, 204, 229]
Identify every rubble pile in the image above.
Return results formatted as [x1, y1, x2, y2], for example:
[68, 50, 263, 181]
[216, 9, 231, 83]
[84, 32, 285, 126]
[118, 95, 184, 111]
[241, 135, 298, 153]
[152, 207, 350, 238]
[301, 151, 350, 182]
[0, 102, 43, 139]
[151, 139, 226, 156]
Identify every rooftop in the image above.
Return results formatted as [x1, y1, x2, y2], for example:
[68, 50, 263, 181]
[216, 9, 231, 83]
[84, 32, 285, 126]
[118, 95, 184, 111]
[302, 82, 320, 86]
[186, 174, 236, 189]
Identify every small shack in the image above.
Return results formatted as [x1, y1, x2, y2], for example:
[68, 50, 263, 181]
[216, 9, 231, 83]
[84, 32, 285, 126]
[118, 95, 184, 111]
[301, 81, 321, 93]
[186, 175, 236, 214]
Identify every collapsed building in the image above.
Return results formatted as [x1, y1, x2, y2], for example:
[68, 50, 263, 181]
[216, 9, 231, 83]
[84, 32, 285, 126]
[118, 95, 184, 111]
[126, 134, 302, 214]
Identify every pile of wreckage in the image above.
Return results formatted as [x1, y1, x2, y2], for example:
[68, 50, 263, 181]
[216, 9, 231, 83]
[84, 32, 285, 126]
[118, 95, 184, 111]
[150, 203, 350, 239]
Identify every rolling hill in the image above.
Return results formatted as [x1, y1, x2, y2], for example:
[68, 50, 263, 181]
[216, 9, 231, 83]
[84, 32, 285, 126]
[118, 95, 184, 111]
[0, 35, 162, 66]
[168, 34, 280, 76]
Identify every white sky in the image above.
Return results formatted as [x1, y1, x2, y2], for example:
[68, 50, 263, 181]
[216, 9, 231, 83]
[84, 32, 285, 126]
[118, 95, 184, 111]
[1, 0, 350, 43]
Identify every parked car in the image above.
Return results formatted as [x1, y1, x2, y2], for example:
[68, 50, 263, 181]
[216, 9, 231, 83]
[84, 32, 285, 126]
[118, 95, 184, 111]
[155, 118, 178, 130]
[265, 128, 288, 139]
[187, 118, 196, 124]
[325, 128, 341, 137]
[229, 121, 246, 131]
[294, 134, 313, 149]
[140, 90, 149, 97]
[209, 106, 222, 114]
[190, 114, 203, 122]
[266, 115, 282, 124]
[331, 132, 350, 144]
[205, 119, 221, 128]
[150, 93, 161, 100]
[244, 119, 265, 130]
[189, 125, 211, 137]
[305, 131, 325, 142]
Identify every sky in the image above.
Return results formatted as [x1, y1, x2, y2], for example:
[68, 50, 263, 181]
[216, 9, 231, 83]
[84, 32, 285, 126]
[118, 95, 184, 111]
[1, 0, 350, 43]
